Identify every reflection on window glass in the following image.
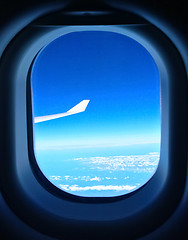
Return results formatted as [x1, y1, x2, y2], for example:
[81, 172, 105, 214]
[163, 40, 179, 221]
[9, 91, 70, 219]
[31, 29, 160, 197]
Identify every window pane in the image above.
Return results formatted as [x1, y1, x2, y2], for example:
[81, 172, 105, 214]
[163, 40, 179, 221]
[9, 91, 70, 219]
[31, 29, 160, 197]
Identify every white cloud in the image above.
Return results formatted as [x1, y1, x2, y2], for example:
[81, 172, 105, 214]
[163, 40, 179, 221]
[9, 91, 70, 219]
[59, 184, 137, 192]
[49, 176, 62, 180]
[74, 153, 160, 173]
[80, 176, 90, 181]
[59, 185, 69, 191]
[64, 175, 70, 180]
[60, 175, 102, 182]
[90, 176, 101, 181]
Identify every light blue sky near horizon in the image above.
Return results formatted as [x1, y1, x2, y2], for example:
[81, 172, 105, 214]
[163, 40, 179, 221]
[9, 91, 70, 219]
[31, 30, 161, 150]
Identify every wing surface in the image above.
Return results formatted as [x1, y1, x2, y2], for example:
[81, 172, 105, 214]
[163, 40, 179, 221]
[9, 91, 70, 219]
[34, 100, 90, 123]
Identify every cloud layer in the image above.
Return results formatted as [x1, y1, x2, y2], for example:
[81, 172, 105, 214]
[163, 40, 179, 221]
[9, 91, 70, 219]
[59, 184, 137, 191]
[74, 153, 159, 172]
[48, 152, 159, 196]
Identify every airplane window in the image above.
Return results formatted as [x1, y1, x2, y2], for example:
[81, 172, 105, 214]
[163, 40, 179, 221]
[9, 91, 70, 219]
[31, 29, 161, 197]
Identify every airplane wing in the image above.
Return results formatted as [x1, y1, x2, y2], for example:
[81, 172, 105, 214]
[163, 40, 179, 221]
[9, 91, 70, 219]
[34, 100, 90, 123]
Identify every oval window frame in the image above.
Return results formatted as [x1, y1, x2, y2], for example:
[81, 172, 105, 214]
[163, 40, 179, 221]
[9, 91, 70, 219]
[0, 9, 187, 239]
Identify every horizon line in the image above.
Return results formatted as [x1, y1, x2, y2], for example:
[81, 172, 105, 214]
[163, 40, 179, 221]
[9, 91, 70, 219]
[34, 141, 160, 151]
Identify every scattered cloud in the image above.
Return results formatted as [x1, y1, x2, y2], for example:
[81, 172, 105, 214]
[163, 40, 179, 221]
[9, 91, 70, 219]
[53, 175, 102, 182]
[74, 153, 160, 172]
[59, 185, 69, 191]
[48, 153, 160, 196]
[64, 175, 70, 180]
[49, 176, 62, 180]
[90, 176, 101, 181]
[80, 176, 90, 181]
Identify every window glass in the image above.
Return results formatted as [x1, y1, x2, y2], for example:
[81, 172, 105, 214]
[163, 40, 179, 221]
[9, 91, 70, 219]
[31, 29, 160, 197]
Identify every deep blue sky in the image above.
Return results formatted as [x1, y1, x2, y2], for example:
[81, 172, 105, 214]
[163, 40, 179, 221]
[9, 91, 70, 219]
[31, 30, 160, 150]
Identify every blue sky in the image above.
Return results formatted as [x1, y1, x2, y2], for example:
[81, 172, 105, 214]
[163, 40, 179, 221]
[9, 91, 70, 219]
[31, 30, 160, 150]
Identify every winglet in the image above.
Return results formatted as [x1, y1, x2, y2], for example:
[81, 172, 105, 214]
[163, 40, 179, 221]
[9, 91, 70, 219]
[67, 100, 90, 114]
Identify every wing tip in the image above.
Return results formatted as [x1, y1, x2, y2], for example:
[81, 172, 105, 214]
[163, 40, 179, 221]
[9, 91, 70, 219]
[67, 99, 90, 113]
